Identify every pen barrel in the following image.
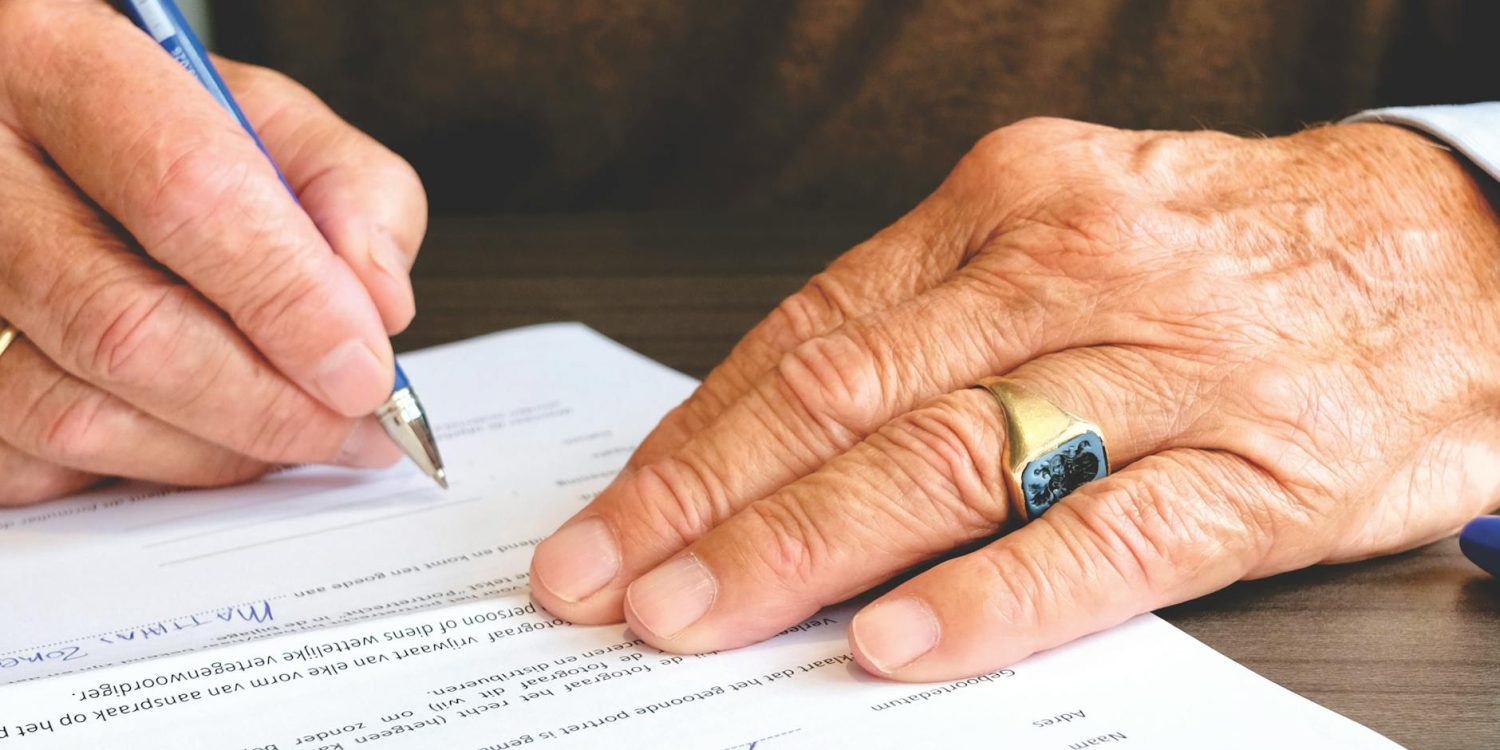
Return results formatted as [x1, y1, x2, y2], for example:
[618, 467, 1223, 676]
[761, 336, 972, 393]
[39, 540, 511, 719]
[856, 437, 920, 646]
[121, 0, 293, 193]
[394, 362, 412, 393]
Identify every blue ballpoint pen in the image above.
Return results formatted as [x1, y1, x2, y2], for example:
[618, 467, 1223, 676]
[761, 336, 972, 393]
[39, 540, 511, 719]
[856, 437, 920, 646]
[120, 0, 448, 489]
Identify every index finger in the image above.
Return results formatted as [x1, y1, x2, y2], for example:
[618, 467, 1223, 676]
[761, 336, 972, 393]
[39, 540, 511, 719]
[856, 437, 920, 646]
[218, 58, 428, 335]
[2, 2, 393, 417]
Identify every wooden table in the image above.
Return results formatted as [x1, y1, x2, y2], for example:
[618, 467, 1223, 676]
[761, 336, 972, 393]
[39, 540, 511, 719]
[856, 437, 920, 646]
[397, 212, 1500, 750]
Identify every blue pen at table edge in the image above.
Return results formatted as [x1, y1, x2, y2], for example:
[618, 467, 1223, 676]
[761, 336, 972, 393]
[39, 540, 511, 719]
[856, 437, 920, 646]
[1461, 516, 1500, 579]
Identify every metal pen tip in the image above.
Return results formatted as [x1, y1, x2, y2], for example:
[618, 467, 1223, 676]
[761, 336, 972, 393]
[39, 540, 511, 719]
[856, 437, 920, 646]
[377, 383, 448, 492]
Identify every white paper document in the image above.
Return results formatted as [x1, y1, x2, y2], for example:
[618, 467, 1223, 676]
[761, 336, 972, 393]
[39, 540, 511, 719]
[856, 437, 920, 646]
[0, 324, 1402, 748]
[0, 324, 696, 683]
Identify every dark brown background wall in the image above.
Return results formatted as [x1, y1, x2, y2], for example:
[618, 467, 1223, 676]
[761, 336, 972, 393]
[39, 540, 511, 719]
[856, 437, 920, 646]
[211, 0, 1498, 216]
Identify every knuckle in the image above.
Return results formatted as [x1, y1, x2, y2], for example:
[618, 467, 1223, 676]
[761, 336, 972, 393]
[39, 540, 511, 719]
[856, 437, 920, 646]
[972, 547, 1049, 633]
[769, 273, 851, 344]
[1128, 130, 1242, 181]
[882, 392, 1006, 529]
[68, 284, 190, 385]
[643, 393, 721, 454]
[30, 386, 110, 466]
[618, 458, 732, 552]
[232, 256, 327, 341]
[1127, 132, 1191, 176]
[949, 118, 1122, 221]
[1003, 115, 1090, 140]
[736, 497, 829, 591]
[776, 332, 883, 436]
[1068, 479, 1191, 588]
[1067, 457, 1270, 593]
[139, 144, 259, 252]
[1183, 453, 1306, 566]
[965, 117, 1093, 167]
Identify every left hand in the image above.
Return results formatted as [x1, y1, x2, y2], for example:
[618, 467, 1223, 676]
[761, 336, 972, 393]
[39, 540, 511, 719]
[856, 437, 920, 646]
[530, 118, 1500, 681]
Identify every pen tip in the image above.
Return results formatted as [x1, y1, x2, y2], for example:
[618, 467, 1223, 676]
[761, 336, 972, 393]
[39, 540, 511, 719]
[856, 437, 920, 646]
[434, 469, 449, 491]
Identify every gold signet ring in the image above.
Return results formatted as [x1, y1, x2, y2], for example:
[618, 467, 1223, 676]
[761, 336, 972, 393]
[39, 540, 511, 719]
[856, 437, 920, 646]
[973, 377, 1109, 523]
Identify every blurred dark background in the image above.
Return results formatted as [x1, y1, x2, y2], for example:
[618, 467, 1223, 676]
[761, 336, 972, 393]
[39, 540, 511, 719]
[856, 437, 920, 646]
[209, 0, 1499, 217]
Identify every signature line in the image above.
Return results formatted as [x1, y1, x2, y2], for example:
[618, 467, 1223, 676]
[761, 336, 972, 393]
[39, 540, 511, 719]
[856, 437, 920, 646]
[156, 496, 484, 567]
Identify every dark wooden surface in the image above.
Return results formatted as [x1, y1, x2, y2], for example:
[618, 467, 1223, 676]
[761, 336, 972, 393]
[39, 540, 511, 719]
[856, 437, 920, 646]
[397, 212, 1500, 750]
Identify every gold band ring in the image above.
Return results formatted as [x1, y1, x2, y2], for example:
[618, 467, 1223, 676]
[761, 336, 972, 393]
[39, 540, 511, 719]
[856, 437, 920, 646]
[0, 319, 18, 362]
[973, 377, 1109, 523]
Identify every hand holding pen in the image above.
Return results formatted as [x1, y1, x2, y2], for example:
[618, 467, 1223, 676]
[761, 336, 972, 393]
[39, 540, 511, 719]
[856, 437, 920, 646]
[0, 0, 435, 503]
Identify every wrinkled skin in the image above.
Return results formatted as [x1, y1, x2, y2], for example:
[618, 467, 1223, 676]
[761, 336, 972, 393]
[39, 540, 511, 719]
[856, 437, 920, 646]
[0, 0, 428, 503]
[531, 118, 1500, 681]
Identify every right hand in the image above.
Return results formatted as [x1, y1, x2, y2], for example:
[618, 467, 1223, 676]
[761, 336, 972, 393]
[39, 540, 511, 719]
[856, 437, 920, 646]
[0, 0, 429, 504]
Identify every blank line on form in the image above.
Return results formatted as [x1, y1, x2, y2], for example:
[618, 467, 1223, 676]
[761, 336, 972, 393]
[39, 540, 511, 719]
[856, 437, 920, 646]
[156, 495, 486, 567]
[122, 473, 419, 532]
[142, 486, 440, 549]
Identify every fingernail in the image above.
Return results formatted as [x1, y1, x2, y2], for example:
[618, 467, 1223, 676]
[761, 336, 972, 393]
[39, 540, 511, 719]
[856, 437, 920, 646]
[627, 554, 716, 639]
[852, 597, 940, 674]
[533, 518, 621, 603]
[336, 418, 402, 468]
[315, 339, 390, 416]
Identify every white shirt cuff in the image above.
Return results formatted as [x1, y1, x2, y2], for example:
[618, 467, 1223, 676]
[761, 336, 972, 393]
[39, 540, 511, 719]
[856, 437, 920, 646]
[1346, 102, 1500, 185]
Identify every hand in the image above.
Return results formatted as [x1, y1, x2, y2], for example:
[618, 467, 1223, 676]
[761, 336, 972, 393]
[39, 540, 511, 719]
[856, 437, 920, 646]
[531, 116, 1500, 681]
[0, 0, 427, 503]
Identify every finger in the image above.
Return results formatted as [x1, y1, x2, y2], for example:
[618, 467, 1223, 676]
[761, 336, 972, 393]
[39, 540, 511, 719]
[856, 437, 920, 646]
[626, 192, 977, 468]
[0, 337, 269, 485]
[1, 3, 394, 416]
[0, 132, 399, 469]
[849, 449, 1290, 681]
[617, 347, 1189, 651]
[217, 58, 427, 335]
[0, 440, 99, 507]
[533, 269, 1102, 623]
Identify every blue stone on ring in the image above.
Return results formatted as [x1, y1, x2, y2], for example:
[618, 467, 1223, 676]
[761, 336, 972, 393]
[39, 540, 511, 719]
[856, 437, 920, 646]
[1019, 432, 1108, 520]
